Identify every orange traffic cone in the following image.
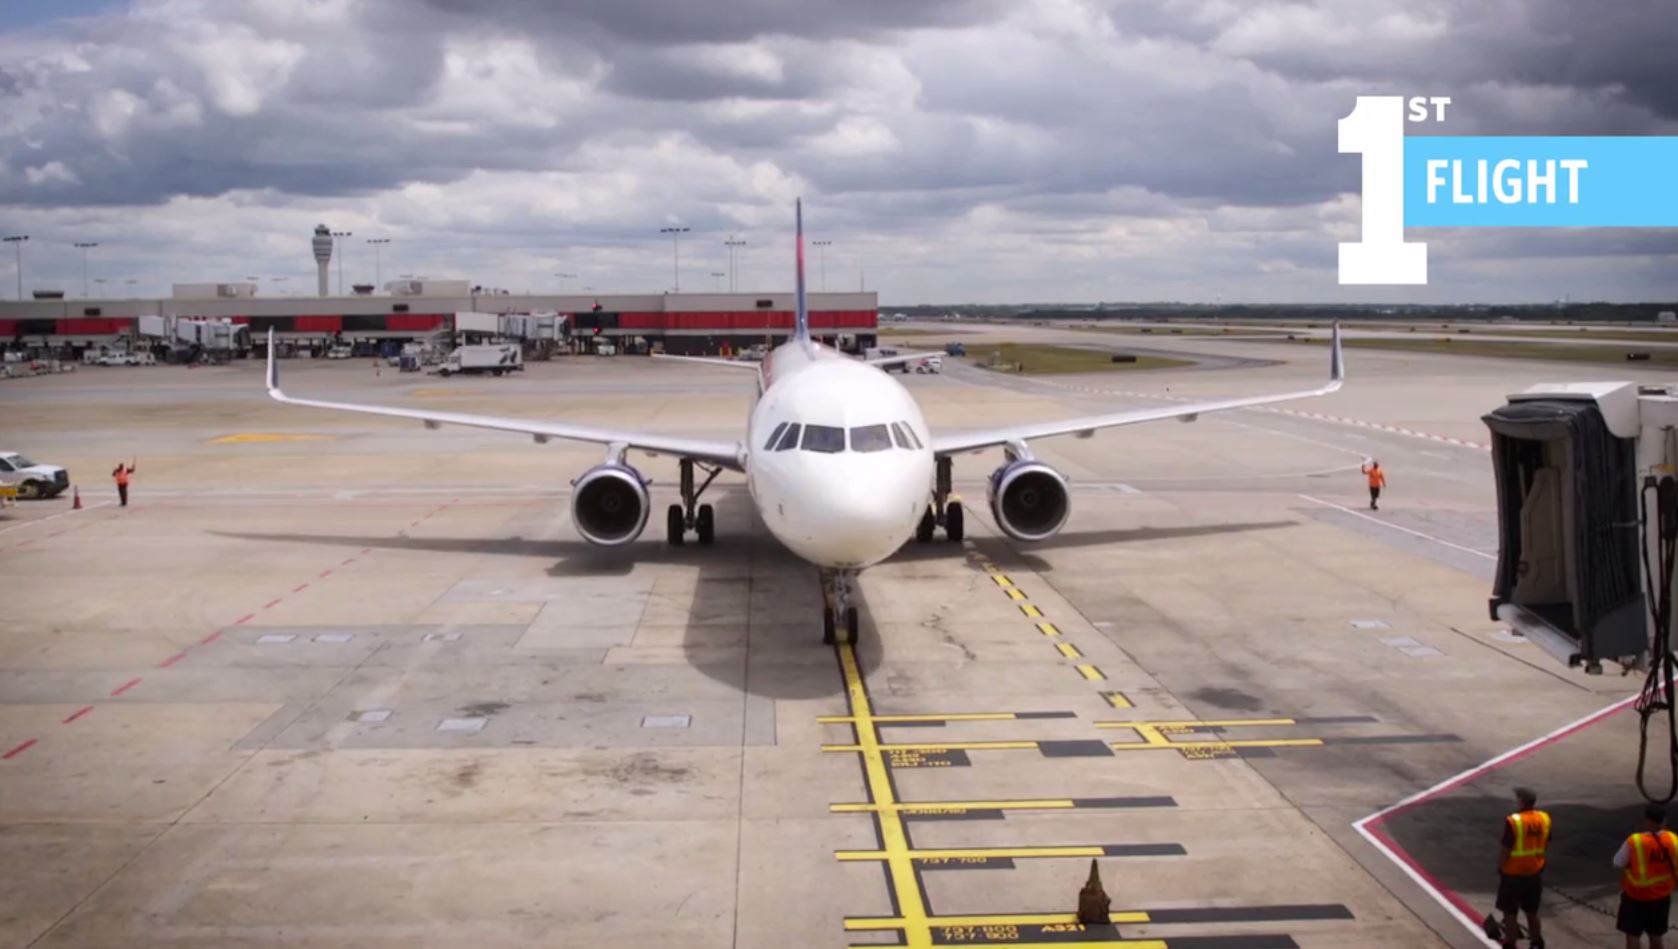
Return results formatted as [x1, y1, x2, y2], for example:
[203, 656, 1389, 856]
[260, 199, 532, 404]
[72, 486, 82, 510]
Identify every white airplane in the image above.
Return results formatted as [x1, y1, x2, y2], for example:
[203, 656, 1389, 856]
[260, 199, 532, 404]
[265, 201, 1344, 642]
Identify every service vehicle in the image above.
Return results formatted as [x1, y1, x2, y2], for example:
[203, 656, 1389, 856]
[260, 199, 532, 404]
[0, 452, 70, 499]
[944, 341, 966, 356]
[438, 343, 523, 377]
[863, 346, 910, 372]
[326, 343, 354, 360]
[915, 356, 944, 374]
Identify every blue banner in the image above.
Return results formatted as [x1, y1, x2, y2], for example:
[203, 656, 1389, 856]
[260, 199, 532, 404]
[1403, 136, 1678, 227]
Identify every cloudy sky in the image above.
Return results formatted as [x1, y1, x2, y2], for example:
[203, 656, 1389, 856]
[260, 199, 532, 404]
[1, 0, 1674, 304]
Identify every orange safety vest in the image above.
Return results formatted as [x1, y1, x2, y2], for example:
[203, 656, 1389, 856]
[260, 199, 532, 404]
[1622, 831, 1678, 900]
[113, 467, 130, 486]
[1364, 465, 1386, 488]
[1502, 809, 1551, 875]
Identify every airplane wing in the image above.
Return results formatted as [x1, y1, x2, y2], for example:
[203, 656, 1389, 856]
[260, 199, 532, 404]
[263, 331, 743, 470]
[931, 324, 1345, 456]
[651, 353, 764, 372]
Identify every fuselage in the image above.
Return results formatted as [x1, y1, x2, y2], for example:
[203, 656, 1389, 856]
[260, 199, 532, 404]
[744, 341, 934, 568]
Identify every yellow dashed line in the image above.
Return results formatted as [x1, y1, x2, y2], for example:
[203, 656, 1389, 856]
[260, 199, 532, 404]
[1036, 622, 1060, 637]
[837, 845, 1111, 862]
[1102, 691, 1133, 709]
[1076, 664, 1105, 681]
[1056, 642, 1082, 659]
[209, 433, 333, 444]
[818, 712, 1029, 724]
[991, 574, 1014, 588]
[1020, 604, 1043, 618]
[1004, 588, 1026, 601]
[823, 740, 1040, 753]
[846, 910, 1152, 930]
[831, 799, 1081, 814]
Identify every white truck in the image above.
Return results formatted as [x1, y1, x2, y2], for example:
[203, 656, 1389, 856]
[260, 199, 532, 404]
[438, 343, 523, 377]
[0, 452, 70, 500]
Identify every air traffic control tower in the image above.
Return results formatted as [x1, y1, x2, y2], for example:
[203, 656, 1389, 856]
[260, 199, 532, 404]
[311, 224, 333, 296]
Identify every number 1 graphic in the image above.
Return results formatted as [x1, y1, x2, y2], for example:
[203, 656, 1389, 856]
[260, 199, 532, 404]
[1339, 96, 1427, 285]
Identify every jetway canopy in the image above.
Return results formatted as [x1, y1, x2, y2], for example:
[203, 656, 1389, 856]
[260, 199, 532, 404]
[1484, 397, 1645, 666]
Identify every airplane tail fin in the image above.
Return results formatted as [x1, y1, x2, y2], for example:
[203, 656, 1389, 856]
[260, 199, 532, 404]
[794, 198, 810, 346]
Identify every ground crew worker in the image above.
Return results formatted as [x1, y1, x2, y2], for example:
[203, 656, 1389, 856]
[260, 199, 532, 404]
[1616, 804, 1678, 948]
[1496, 787, 1549, 949]
[112, 459, 135, 507]
[1362, 458, 1386, 510]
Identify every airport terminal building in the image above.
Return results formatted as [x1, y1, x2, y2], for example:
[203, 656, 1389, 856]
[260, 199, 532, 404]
[0, 285, 880, 356]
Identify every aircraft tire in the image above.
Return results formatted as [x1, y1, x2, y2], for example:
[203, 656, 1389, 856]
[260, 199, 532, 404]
[945, 501, 965, 542]
[845, 607, 859, 641]
[822, 608, 836, 645]
[666, 504, 685, 546]
[916, 507, 936, 543]
[696, 504, 715, 545]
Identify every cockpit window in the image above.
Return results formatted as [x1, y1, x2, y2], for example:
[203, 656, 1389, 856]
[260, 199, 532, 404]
[889, 423, 909, 449]
[893, 422, 923, 450]
[763, 422, 787, 450]
[851, 424, 893, 453]
[801, 424, 845, 453]
[774, 423, 802, 451]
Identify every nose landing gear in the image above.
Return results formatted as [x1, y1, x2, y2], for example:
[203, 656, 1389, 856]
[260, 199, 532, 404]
[821, 568, 860, 644]
[666, 457, 721, 546]
[917, 454, 964, 543]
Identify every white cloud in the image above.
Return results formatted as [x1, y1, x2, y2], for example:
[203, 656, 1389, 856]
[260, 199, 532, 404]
[0, 0, 1672, 303]
[24, 160, 79, 185]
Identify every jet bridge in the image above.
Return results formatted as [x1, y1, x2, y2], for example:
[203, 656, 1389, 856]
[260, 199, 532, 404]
[1485, 381, 1678, 671]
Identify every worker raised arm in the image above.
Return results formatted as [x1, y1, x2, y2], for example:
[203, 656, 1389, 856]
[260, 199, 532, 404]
[1361, 458, 1386, 511]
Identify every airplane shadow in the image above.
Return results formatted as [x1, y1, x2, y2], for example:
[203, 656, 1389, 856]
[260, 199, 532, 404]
[974, 519, 1297, 573]
[209, 514, 1293, 699]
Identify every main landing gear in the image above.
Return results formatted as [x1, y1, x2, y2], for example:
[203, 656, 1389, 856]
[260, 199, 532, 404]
[666, 458, 721, 546]
[916, 454, 965, 543]
[821, 568, 860, 645]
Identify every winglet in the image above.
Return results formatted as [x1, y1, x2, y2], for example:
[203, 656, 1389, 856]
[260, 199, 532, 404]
[1330, 322, 1345, 384]
[793, 198, 811, 348]
[265, 328, 281, 396]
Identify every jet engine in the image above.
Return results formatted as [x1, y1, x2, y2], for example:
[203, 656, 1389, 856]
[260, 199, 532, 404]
[987, 460, 1071, 542]
[571, 463, 650, 546]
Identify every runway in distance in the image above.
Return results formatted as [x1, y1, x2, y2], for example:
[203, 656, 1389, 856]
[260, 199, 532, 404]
[265, 201, 1346, 642]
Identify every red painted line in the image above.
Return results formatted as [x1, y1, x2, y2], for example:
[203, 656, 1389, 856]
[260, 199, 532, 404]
[340, 558, 356, 566]
[200, 630, 223, 645]
[233, 613, 255, 625]
[158, 651, 188, 669]
[263, 598, 283, 610]
[2, 739, 37, 760]
[292, 582, 310, 593]
[1354, 691, 1647, 943]
[109, 677, 142, 697]
[62, 706, 94, 724]
[318, 569, 333, 579]
[360, 547, 372, 554]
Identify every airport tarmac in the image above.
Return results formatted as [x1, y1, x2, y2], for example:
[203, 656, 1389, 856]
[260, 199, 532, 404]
[1, 338, 1672, 948]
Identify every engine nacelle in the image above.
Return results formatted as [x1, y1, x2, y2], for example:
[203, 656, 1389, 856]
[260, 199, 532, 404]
[571, 463, 650, 546]
[987, 460, 1071, 542]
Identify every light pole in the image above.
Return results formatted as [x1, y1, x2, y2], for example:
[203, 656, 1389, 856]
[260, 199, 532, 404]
[812, 240, 832, 292]
[723, 235, 746, 291]
[74, 242, 99, 296]
[366, 238, 390, 287]
[4, 235, 27, 301]
[554, 271, 576, 292]
[331, 231, 352, 294]
[711, 271, 725, 290]
[660, 226, 689, 292]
